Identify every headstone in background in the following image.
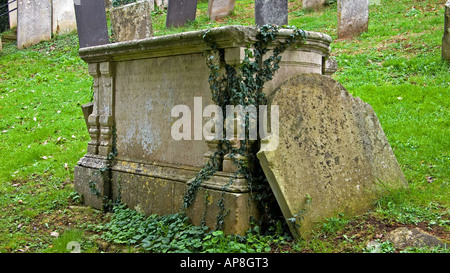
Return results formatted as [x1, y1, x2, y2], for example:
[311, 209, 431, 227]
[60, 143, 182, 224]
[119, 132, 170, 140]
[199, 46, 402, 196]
[337, 0, 369, 39]
[208, 0, 236, 20]
[73, 0, 109, 48]
[8, 0, 17, 29]
[53, 0, 77, 34]
[17, 0, 52, 49]
[257, 74, 407, 238]
[323, 57, 338, 77]
[110, 0, 153, 42]
[255, 0, 288, 26]
[166, 0, 197, 28]
[155, 0, 168, 9]
[303, 0, 326, 10]
[443, 1, 450, 62]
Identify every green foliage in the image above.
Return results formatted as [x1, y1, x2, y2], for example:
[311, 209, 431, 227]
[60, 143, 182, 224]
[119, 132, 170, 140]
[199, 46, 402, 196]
[100, 204, 207, 253]
[364, 240, 395, 253]
[321, 214, 349, 235]
[375, 199, 450, 227]
[42, 229, 98, 253]
[98, 203, 291, 253]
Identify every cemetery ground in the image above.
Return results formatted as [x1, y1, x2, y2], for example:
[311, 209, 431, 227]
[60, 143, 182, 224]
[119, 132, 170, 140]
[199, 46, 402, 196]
[0, 0, 449, 253]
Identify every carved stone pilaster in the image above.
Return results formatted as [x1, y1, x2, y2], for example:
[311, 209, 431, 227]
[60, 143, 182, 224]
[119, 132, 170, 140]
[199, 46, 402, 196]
[98, 62, 115, 157]
[87, 63, 100, 155]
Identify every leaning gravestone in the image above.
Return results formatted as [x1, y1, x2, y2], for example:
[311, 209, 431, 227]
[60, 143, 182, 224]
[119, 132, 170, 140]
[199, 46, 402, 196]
[53, 0, 77, 34]
[166, 0, 197, 28]
[337, 0, 369, 39]
[110, 1, 153, 42]
[303, 0, 326, 9]
[73, 0, 109, 48]
[443, 1, 450, 62]
[17, 0, 52, 49]
[255, 0, 288, 26]
[257, 73, 408, 238]
[208, 0, 236, 20]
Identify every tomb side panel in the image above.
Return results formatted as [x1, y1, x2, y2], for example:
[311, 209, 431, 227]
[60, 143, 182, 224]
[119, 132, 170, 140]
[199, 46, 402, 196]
[114, 54, 212, 167]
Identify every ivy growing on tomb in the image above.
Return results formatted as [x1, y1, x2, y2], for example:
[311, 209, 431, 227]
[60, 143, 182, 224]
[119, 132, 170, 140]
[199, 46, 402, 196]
[183, 25, 307, 231]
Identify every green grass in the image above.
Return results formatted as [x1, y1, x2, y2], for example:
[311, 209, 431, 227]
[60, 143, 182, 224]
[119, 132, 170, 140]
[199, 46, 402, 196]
[0, 0, 449, 253]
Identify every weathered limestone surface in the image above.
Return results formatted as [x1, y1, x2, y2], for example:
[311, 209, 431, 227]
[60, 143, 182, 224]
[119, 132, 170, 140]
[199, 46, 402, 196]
[323, 57, 338, 77]
[75, 26, 333, 234]
[8, 0, 17, 29]
[17, 0, 52, 49]
[303, 0, 326, 9]
[208, 0, 236, 20]
[443, 1, 450, 61]
[386, 228, 445, 249]
[257, 73, 407, 238]
[53, 0, 77, 34]
[155, 0, 168, 9]
[110, 1, 153, 42]
[337, 0, 369, 39]
[255, 0, 288, 26]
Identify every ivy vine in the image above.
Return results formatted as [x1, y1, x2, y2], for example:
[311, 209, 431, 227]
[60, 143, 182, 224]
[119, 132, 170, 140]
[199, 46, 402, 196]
[183, 25, 307, 231]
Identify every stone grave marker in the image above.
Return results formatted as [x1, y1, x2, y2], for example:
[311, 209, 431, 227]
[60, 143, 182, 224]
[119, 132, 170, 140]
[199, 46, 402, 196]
[8, 0, 17, 29]
[443, 1, 450, 62]
[53, 0, 77, 34]
[166, 0, 197, 28]
[73, 0, 109, 48]
[257, 73, 407, 238]
[17, 0, 52, 49]
[110, 0, 153, 42]
[323, 57, 338, 77]
[208, 0, 236, 20]
[255, 0, 288, 26]
[155, 0, 168, 9]
[303, 0, 326, 10]
[337, 0, 369, 39]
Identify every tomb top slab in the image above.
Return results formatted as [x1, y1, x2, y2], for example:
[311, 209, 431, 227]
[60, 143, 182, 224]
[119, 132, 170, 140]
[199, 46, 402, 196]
[78, 25, 332, 63]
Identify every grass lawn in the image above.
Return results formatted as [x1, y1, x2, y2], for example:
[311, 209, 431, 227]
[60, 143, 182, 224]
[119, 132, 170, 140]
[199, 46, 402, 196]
[0, 0, 448, 253]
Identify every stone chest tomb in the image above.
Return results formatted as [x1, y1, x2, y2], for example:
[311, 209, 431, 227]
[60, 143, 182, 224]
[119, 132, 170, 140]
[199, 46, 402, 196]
[74, 26, 406, 237]
[74, 26, 334, 235]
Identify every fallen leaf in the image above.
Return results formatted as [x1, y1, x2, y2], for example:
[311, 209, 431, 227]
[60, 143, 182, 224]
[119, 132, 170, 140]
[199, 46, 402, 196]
[50, 232, 59, 237]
